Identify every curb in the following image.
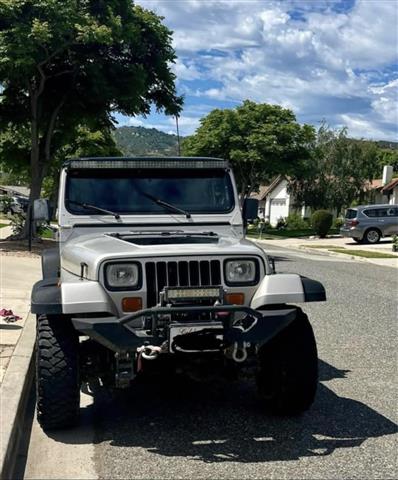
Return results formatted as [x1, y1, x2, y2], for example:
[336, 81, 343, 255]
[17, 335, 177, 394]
[0, 312, 35, 480]
[254, 239, 398, 268]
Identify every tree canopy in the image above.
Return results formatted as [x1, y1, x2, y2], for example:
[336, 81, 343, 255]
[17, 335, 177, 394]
[182, 100, 316, 196]
[0, 0, 182, 224]
[288, 124, 380, 214]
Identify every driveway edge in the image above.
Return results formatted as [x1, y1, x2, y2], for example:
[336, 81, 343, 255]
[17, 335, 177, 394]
[0, 312, 35, 480]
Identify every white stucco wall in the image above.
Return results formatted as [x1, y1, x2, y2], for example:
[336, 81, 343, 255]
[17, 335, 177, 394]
[265, 180, 290, 226]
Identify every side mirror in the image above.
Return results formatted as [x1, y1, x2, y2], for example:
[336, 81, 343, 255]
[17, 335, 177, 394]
[33, 198, 50, 222]
[242, 198, 259, 223]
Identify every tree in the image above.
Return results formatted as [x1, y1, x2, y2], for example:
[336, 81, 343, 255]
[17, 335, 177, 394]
[41, 124, 123, 203]
[288, 124, 380, 215]
[0, 0, 182, 233]
[182, 100, 316, 197]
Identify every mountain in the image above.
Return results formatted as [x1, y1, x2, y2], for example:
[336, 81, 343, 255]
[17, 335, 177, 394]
[113, 126, 179, 156]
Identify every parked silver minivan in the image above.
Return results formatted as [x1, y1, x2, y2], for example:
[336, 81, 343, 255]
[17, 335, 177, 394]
[340, 204, 398, 243]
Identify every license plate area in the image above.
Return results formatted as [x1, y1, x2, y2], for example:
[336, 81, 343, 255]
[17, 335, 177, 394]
[169, 322, 223, 353]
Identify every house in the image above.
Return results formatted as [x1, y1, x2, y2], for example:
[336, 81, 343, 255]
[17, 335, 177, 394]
[252, 176, 309, 226]
[252, 165, 397, 227]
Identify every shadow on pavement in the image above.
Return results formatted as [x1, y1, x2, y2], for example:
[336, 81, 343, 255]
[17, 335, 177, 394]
[47, 359, 397, 464]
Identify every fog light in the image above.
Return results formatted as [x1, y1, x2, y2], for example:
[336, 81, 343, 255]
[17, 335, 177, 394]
[225, 293, 245, 305]
[122, 297, 142, 312]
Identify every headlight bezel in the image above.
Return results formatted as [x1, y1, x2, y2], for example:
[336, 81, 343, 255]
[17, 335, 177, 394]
[104, 261, 142, 291]
[223, 257, 260, 286]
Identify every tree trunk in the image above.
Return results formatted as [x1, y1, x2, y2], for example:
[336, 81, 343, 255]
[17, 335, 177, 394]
[21, 86, 45, 239]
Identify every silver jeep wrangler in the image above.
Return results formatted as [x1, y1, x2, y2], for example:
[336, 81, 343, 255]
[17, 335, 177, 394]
[32, 157, 326, 430]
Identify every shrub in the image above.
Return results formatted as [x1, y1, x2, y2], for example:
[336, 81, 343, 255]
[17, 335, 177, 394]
[285, 213, 308, 230]
[311, 210, 333, 238]
[0, 195, 12, 214]
[275, 217, 286, 229]
[392, 235, 398, 252]
[9, 212, 26, 236]
[333, 217, 344, 229]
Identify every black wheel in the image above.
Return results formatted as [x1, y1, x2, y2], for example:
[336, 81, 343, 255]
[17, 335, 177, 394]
[363, 228, 381, 244]
[36, 315, 80, 430]
[256, 308, 318, 415]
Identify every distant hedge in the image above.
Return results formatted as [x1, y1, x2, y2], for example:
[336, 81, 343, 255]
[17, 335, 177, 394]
[311, 210, 333, 238]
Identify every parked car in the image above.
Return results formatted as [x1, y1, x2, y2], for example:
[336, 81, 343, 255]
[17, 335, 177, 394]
[0, 195, 29, 215]
[340, 204, 398, 243]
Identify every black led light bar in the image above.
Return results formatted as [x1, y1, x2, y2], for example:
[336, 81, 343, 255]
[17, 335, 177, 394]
[66, 157, 228, 170]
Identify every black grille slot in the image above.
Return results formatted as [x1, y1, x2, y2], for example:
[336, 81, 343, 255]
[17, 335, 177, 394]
[145, 263, 157, 308]
[189, 261, 200, 286]
[145, 259, 221, 307]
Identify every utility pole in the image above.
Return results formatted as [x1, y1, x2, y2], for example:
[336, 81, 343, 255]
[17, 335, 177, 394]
[175, 115, 181, 156]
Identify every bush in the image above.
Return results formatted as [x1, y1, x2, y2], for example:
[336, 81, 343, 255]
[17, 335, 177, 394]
[9, 212, 26, 236]
[311, 210, 333, 238]
[392, 235, 398, 252]
[0, 195, 12, 214]
[275, 217, 286, 230]
[333, 217, 344, 229]
[285, 213, 309, 230]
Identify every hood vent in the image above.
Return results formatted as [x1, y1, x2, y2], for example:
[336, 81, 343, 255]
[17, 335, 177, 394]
[109, 231, 219, 246]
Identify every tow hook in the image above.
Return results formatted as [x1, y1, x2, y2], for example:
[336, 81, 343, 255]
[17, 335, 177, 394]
[231, 341, 250, 363]
[137, 345, 162, 361]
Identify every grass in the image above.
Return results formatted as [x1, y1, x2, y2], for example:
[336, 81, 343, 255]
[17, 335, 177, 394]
[0, 223, 7, 229]
[300, 244, 338, 249]
[328, 248, 397, 259]
[40, 227, 56, 239]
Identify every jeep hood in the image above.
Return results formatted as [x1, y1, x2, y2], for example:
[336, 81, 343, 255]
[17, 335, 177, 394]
[61, 231, 265, 280]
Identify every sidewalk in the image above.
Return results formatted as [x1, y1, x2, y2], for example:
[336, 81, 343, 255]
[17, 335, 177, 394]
[254, 235, 398, 268]
[0, 225, 41, 478]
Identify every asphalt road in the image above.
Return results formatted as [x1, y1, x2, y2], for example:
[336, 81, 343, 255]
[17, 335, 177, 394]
[22, 247, 398, 479]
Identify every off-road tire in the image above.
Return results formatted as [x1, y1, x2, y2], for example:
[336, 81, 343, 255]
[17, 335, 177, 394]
[256, 308, 318, 415]
[36, 314, 80, 430]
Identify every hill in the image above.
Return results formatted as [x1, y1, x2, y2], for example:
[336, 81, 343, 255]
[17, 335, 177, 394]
[113, 126, 179, 156]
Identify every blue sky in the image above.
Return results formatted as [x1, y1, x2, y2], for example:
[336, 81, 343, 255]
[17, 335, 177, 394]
[116, 0, 398, 141]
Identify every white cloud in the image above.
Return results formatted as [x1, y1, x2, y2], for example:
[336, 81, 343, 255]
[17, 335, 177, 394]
[339, 113, 397, 141]
[135, 0, 397, 140]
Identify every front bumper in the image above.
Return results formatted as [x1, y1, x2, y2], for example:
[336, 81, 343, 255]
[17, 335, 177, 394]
[71, 305, 297, 354]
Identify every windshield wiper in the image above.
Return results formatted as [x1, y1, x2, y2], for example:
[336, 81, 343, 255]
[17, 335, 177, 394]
[68, 200, 120, 219]
[138, 191, 191, 219]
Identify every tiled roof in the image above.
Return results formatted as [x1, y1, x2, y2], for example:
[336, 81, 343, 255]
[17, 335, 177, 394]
[382, 177, 398, 192]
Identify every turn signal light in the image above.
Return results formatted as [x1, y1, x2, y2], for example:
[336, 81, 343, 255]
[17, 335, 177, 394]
[225, 293, 245, 305]
[122, 297, 142, 312]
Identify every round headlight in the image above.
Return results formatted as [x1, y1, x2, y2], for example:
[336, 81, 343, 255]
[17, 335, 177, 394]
[105, 263, 141, 290]
[225, 259, 257, 284]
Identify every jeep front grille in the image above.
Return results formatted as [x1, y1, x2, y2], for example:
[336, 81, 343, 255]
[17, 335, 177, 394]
[145, 260, 222, 307]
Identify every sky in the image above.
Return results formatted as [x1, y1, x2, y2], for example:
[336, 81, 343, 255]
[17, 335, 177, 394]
[116, 0, 398, 141]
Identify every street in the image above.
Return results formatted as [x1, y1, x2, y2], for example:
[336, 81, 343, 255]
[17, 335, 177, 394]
[20, 245, 397, 479]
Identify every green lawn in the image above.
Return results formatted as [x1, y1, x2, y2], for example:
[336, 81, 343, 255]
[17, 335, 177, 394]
[40, 227, 56, 239]
[0, 223, 7, 228]
[328, 248, 397, 259]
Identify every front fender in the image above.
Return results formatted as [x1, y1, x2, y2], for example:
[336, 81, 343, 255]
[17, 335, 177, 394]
[250, 274, 326, 309]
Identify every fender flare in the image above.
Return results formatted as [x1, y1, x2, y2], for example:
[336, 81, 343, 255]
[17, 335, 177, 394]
[250, 274, 326, 309]
[41, 247, 60, 279]
[31, 278, 62, 315]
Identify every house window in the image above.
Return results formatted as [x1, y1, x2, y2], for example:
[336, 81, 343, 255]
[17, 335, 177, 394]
[272, 199, 286, 206]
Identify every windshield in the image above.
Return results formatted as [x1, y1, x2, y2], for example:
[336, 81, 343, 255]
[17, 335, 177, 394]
[65, 169, 234, 215]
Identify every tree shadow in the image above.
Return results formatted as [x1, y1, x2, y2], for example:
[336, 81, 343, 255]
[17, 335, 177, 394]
[48, 359, 397, 464]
